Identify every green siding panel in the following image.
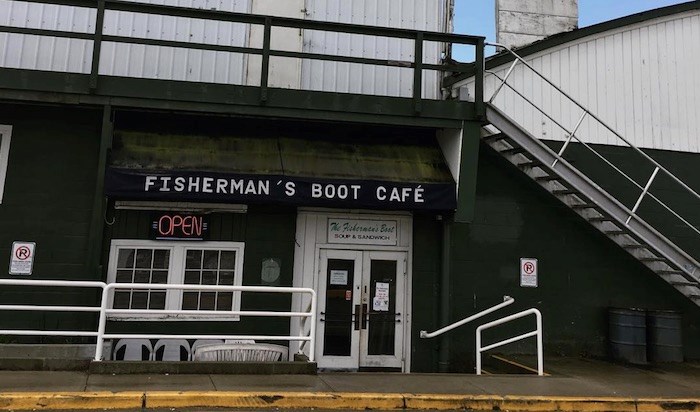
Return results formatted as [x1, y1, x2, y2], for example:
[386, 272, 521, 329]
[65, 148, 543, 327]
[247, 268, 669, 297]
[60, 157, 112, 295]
[442, 144, 700, 371]
[410, 214, 443, 372]
[0, 103, 102, 340]
[103, 205, 297, 339]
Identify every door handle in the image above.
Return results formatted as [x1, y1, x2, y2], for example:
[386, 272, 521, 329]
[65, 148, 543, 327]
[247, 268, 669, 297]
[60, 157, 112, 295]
[354, 304, 361, 330]
[361, 303, 368, 330]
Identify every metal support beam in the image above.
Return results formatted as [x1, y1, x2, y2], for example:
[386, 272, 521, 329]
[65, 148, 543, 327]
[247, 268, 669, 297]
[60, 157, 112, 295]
[85, 105, 113, 277]
[260, 17, 272, 103]
[89, 0, 105, 91]
[439, 218, 452, 373]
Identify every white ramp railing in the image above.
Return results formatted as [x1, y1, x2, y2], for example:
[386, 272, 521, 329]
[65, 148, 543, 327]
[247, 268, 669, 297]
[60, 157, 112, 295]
[0, 279, 317, 362]
[420, 295, 514, 338]
[476, 308, 543, 376]
[420, 296, 544, 375]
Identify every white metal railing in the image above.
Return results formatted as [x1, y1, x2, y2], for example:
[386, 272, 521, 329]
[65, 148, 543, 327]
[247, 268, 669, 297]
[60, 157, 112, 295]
[475, 308, 543, 376]
[419, 295, 514, 339]
[0, 279, 317, 362]
[484, 42, 700, 247]
[0, 279, 106, 338]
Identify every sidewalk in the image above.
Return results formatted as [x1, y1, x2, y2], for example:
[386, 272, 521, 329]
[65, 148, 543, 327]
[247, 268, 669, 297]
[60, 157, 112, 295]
[0, 357, 697, 410]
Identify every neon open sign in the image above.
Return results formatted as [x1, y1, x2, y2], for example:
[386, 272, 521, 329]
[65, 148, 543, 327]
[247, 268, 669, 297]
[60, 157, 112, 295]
[150, 213, 209, 240]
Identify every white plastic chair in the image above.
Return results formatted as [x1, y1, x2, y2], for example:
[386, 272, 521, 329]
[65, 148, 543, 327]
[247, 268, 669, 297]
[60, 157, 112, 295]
[113, 339, 153, 361]
[193, 343, 288, 362]
[191, 339, 225, 360]
[153, 339, 191, 361]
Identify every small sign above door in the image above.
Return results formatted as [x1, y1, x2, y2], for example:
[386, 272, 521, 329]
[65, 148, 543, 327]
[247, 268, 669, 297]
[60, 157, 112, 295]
[328, 219, 398, 246]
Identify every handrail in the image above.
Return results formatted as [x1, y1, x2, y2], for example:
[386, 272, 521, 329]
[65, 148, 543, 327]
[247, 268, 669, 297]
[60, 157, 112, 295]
[419, 295, 514, 339]
[0, 279, 317, 362]
[0, 0, 485, 112]
[483, 42, 700, 253]
[475, 308, 543, 376]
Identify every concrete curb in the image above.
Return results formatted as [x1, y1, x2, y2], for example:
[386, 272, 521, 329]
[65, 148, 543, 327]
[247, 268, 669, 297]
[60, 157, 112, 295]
[0, 391, 697, 411]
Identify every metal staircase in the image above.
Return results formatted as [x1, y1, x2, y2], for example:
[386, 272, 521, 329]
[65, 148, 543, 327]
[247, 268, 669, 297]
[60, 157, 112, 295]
[477, 43, 700, 306]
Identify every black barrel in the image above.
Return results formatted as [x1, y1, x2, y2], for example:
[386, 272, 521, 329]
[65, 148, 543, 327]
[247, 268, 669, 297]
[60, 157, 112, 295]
[609, 308, 647, 364]
[647, 310, 683, 363]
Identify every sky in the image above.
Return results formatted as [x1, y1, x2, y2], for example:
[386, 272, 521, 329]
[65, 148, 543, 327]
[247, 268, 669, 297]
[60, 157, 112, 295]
[452, 0, 691, 61]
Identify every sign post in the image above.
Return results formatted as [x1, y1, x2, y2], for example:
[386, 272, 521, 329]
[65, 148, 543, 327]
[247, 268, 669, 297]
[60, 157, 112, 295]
[9, 241, 36, 275]
[520, 257, 538, 287]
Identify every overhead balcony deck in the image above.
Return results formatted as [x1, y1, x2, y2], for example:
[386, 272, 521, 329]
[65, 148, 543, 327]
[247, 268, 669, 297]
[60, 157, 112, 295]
[0, 0, 485, 128]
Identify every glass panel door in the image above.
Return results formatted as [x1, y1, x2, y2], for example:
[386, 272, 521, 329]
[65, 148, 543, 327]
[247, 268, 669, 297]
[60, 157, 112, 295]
[316, 249, 406, 370]
[359, 251, 405, 369]
[316, 249, 362, 369]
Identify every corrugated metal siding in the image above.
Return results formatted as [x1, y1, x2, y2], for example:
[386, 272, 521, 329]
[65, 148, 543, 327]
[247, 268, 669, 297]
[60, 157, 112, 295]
[464, 10, 700, 153]
[0, 0, 252, 83]
[0, 0, 450, 97]
[99, 0, 251, 84]
[0, 0, 95, 73]
[301, 0, 448, 99]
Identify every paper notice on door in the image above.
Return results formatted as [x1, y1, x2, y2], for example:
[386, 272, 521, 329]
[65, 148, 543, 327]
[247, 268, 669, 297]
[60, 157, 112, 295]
[330, 270, 348, 285]
[373, 297, 389, 311]
[373, 282, 390, 311]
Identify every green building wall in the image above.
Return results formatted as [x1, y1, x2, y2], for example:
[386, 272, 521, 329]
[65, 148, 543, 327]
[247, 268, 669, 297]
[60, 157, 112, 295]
[0, 103, 102, 338]
[411, 142, 700, 372]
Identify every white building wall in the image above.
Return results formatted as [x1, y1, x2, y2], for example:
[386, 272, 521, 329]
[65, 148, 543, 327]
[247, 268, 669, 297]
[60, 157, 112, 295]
[0, 0, 449, 98]
[301, 0, 448, 99]
[462, 9, 700, 153]
[0, 0, 95, 73]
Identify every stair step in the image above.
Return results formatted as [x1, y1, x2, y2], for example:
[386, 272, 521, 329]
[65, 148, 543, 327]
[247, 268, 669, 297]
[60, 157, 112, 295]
[657, 269, 683, 275]
[571, 204, 598, 210]
[552, 189, 578, 195]
[639, 257, 668, 262]
[535, 175, 560, 182]
[670, 281, 698, 287]
[622, 244, 647, 249]
[588, 216, 611, 222]
[501, 147, 527, 155]
[604, 229, 626, 235]
[483, 133, 508, 142]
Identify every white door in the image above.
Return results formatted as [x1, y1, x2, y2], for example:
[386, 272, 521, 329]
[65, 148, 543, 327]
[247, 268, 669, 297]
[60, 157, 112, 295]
[316, 249, 406, 370]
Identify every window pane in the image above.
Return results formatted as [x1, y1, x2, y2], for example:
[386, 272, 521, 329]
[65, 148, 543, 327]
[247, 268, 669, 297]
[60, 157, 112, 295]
[220, 251, 236, 270]
[149, 292, 166, 309]
[203, 250, 219, 269]
[117, 249, 135, 269]
[182, 292, 198, 310]
[185, 250, 202, 269]
[219, 271, 234, 286]
[113, 291, 131, 309]
[131, 292, 149, 309]
[199, 292, 216, 310]
[135, 249, 153, 269]
[115, 269, 132, 283]
[184, 270, 200, 284]
[151, 270, 168, 284]
[216, 292, 233, 311]
[201, 271, 217, 285]
[152, 250, 170, 269]
[134, 270, 150, 284]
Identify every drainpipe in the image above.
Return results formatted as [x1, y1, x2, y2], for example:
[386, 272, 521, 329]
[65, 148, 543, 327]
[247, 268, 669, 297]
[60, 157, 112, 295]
[439, 217, 452, 372]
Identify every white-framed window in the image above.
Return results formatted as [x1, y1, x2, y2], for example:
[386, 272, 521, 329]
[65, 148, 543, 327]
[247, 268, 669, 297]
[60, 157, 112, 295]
[107, 240, 245, 320]
[0, 125, 12, 204]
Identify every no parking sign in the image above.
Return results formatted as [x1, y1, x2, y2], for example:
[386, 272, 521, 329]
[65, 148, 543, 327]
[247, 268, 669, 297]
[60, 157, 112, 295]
[9, 241, 36, 275]
[520, 257, 538, 287]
